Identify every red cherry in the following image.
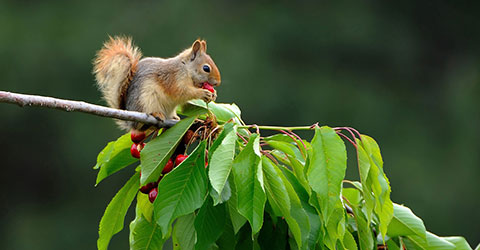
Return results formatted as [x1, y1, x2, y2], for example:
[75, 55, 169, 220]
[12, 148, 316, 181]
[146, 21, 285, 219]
[139, 182, 157, 194]
[131, 130, 146, 143]
[202, 82, 215, 93]
[162, 159, 174, 174]
[148, 187, 158, 203]
[131, 143, 140, 158]
[175, 154, 188, 166]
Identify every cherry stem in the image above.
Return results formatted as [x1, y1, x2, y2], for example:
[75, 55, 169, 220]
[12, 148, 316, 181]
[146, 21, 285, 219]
[336, 132, 357, 149]
[261, 150, 279, 165]
[236, 132, 249, 145]
[238, 125, 315, 131]
[279, 130, 307, 159]
[287, 130, 308, 154]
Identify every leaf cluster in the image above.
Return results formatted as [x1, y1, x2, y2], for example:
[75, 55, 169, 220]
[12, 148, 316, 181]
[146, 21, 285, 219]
[94, 101, 475, 250]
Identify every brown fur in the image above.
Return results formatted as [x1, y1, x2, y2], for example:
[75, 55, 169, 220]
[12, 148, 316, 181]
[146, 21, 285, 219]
[93, 37, 221, 131]
[93, 36, 142, 109]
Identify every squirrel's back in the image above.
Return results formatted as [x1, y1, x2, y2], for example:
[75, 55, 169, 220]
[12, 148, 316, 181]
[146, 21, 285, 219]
[93, 36, 142, 110]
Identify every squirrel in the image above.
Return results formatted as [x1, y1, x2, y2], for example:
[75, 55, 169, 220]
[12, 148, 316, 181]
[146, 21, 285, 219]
[93, 36, 221, 133]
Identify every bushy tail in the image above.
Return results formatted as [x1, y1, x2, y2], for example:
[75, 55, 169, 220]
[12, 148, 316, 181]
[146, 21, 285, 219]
[93, 36, 142, 110]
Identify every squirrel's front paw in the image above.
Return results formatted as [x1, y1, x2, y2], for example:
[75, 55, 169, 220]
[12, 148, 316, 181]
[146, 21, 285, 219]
[201, 89, 217, 103]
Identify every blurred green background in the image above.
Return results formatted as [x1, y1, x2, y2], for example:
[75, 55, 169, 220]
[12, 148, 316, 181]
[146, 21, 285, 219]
[1, 0, 479, 249]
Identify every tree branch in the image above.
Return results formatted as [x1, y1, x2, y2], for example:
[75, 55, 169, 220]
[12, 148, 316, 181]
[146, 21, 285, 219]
[0, 91, 178, 128]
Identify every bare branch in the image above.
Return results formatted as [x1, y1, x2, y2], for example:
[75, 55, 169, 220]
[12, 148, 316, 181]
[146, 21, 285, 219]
[0, 91, 178, 128]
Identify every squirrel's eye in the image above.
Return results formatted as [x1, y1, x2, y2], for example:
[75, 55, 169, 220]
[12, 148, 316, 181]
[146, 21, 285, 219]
[203, 65, 211, 73]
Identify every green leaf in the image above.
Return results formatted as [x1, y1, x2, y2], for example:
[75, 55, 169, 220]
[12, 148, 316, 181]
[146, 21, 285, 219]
[216, 214, 237, 249]
[140, 116, 196, 185]
[387, 203, 426, 239]
[386, 239, 402, 250]
[261, 156, 290, 217]
[177, 102, 208, 117]
[355, 143, 375, 223]
[306, 126, 347, 224]
[281, 168, 313, 249]
[194, 197, 226, 250]
[209, 179, 232, 206]
[350, 200, 374, 250]
[404, 232, 456, 250]
[137, 192, 154, 223]
[97, 172, 139, 250]
[343, 230, 358, 250]
[129, 205, 166, 250]
[209, 123, 238, 203]
[231, 133, 266, 235]
[442, 237, 472, 250]
[173, 213, 196, 250]
[342, 188, 362, 206]
[188, 100, 243, 123]
[227, 175, 247, 234]
[358, 135, 393, 239]
[95, 133, 138, 185]
[153, 141, 208, 235]
[267, 140, 309, 192]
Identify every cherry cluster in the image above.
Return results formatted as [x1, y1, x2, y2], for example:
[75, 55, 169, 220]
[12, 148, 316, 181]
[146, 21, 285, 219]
[129, 117, 217, 203]
[129, 128, 195, 203]
[139, 153, 188, 203]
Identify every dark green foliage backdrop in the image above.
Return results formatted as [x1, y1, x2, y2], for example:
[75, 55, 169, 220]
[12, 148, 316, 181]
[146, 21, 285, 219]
[0, 1, 479, 249]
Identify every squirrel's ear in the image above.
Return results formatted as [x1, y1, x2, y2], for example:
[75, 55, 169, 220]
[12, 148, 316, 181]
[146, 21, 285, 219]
[190, 40, 202, 61]
[201, 41, 207, 52]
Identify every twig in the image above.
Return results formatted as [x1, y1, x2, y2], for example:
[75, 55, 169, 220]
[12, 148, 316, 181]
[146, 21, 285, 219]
[0, 91, 178, 128]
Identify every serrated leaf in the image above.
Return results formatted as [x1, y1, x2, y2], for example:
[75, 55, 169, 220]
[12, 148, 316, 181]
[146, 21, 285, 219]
[442, 237, 472, 250]
[231, 134, 266, 235]
[355, 143, 375, 223]
[209, 123, 237, 202]
[387, 203, 426, 239]
[307, 126, 347, 224]
[227, 175, 247, 234]
[404, 232, 456, 250]
[350, 200, 374, 250]
[209, 179, 232, 206]
[281, 168, 314, 249]
[262, 156, 290, 217]
[140, 116, 196, 185]
[97, 172, 139, 250]
[194, 197, 226, 250]
[153, 142, 208, 235]
[129, 205, 166, 250]
[358, 135, 393, 239]
[262, 156, 306, 248]
[137, 192, 154, 222]
[173, 213, 196, 250]
[95, 133, 138, 185]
